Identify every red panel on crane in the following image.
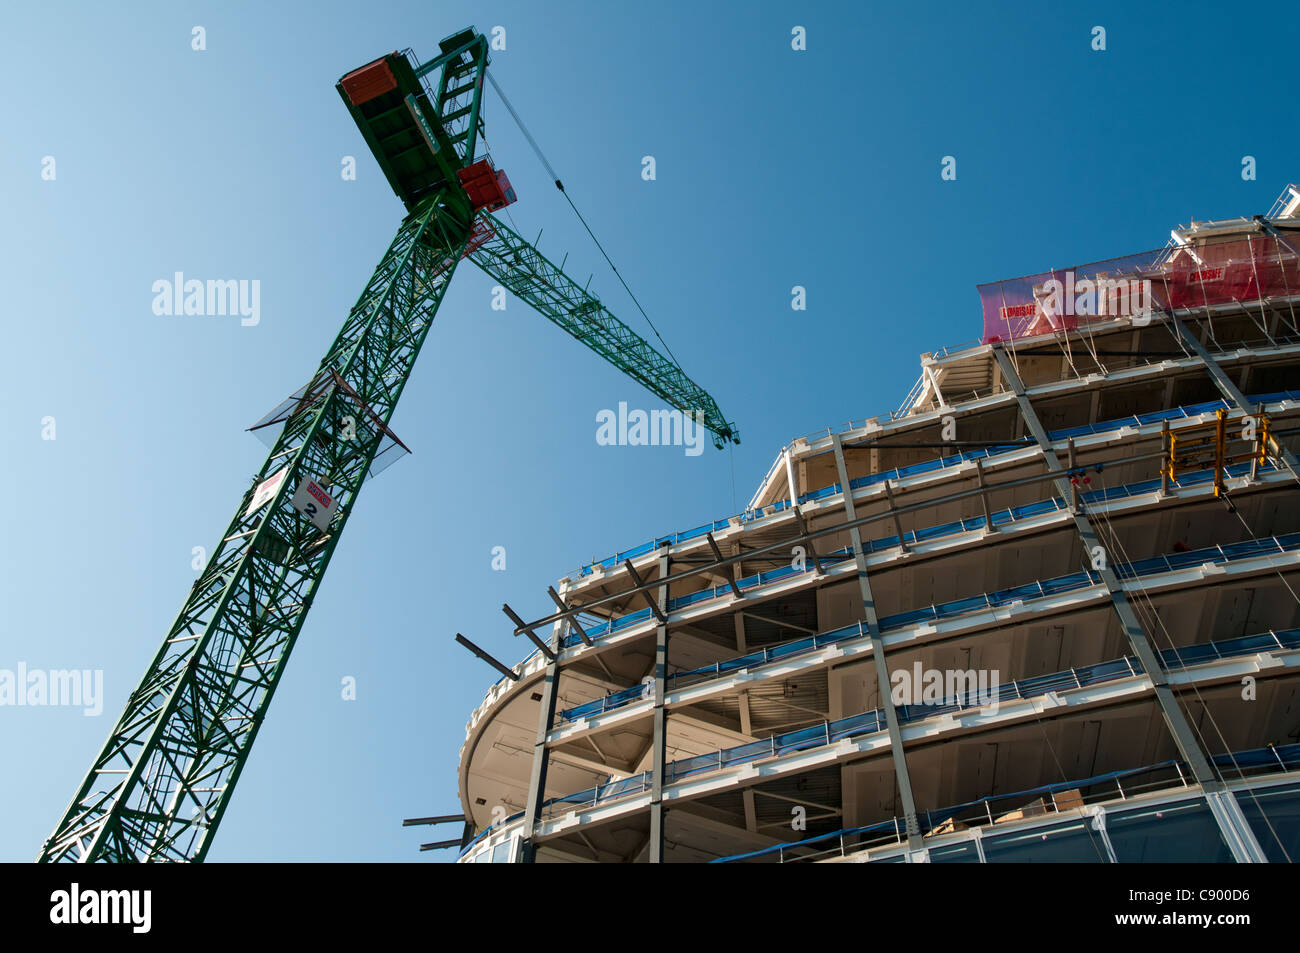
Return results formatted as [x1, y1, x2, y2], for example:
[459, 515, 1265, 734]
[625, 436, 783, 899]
[495, 169, 517, 207]
[340, 56, 398, 106]
[456, 159, 518, 212]
[461, 218, 497, 257]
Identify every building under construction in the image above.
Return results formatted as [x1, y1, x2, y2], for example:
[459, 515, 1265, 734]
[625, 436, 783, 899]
[456, 186, 1300, 863]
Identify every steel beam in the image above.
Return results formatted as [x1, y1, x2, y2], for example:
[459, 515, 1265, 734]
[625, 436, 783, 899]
[831, 434, 923, 847]
[883, 480, 909, 553]
[402, 814, 464, 826]
[975, 458, 996, 532]
[623, 559, 667, 622]
[417, 838, 462, 851]
[548, 586, 592, 646]
[708, 532, 745, 599]
[519, 585, 569, 863]
[504, 603, 557, 660]
[454, 633, 519, 682]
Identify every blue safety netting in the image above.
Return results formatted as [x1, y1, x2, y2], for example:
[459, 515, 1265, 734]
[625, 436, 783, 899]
[561, 509, 1298, 717]
[572, 389, 1300, 580]
[710, 742, 1300, 863]
[542, 630, 1300, 820]
[468, 651, 1300, 858]
[564, 394, 1300, 650]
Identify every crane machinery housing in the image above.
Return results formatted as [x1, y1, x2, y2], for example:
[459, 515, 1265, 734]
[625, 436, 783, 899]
[38, 25, 737, 864]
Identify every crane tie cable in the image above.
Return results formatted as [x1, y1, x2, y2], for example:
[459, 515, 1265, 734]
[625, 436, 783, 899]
[485, 69, 684, 370]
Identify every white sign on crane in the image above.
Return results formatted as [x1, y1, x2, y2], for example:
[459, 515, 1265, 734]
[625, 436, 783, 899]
[244, 466, 288, 518]
[291, 476, 336, 532]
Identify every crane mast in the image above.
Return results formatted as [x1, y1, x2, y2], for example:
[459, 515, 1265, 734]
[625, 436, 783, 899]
[39, 26, 735, 863]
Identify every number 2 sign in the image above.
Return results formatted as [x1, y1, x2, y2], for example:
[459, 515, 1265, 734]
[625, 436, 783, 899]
[291, 476, 336, 532]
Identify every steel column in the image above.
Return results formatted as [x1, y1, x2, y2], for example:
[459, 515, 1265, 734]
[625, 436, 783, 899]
[1167, 312, 1300, 482]
[993, 345, 1267, 862]
[648, 544, 670, 862]
[520, 583, 570, 863]
[831, 434, 923, 847]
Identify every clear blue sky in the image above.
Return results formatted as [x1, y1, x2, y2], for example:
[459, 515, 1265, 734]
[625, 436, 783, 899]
[2, 0, 1296, 862]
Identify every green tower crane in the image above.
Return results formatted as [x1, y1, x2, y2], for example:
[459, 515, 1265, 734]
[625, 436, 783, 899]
[39, 26, 737, 864]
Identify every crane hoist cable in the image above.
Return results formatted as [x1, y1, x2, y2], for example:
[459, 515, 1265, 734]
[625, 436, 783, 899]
[485, 68, 684, 371]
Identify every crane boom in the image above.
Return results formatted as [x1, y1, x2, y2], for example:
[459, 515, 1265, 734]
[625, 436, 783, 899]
[40, 26, 737, 862]
[468, 212, 739, 446]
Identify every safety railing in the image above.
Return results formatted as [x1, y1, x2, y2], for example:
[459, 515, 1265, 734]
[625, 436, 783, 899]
[890, 373, 927, 421]
[667, 622, 868, 692]
[574, 518, 735, 578]
[704, 624, 1288, 727]
[1115, 533, 1300, 580]
[570, 388, 1300, 581]
[559, 540, 1300, 727]
[505, 495, 1299, 722]
[471, 659, 1300, 858]
[1164, 628, 1300, 668]
[539, 772, 653, 821]
[560, 682, 652, 722]
[710, 742, 1300, 863]
[1266, 186, 1300, 221]
[544, 630, 1300, 820]
[929, 339, 989, 362]
[561, 465, 1298, 653]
